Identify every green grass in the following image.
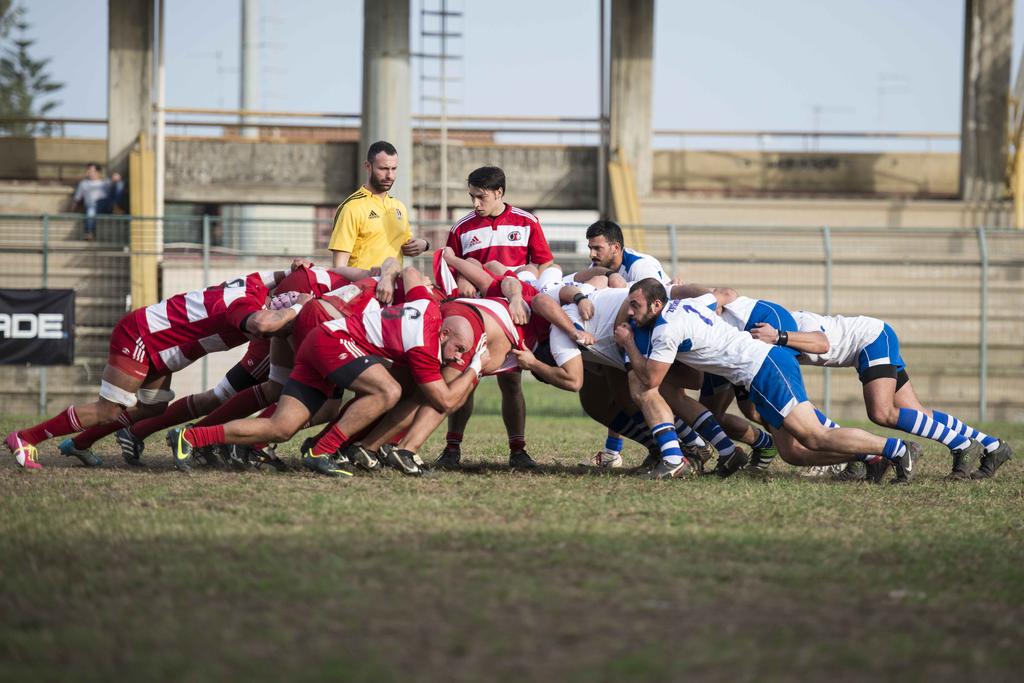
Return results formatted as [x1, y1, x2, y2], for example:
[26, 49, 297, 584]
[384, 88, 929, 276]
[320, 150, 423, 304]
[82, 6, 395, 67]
[1, 388, 1022, 682]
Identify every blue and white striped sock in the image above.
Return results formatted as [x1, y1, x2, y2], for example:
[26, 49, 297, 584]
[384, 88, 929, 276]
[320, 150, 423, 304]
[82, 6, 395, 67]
[930, 410, 1000, 453]
[881, 437, 907, 461]
[673, 419, 707, 448]
[692, 411, 735, 457]
[751, 429, 773, 450]
[895, 408, 970, 452]
[611, 411, 656, 450]
[604, 435, 624, 455]
[652, 422, 684, 465]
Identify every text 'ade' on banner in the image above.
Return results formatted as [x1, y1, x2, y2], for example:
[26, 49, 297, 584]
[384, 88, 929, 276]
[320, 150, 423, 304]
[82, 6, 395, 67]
[0, 289, 76, 366]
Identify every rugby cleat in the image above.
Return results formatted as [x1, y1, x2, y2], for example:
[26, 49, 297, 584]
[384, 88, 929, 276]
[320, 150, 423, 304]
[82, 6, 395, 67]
[191, 444, 219, 468]
[579, 449, 624, 468]
[684, 442, 716, 468]
[509, 449, 539, 469]
[58, 438, 103, 468]
[224, 444, 254, 470]
[713, 448, 749, 479]
[865, 457, 892, 484]
[344, 442, 382, 472]
[947, 441, 982, 481]
[5, 432, 42, 470]
[300, 441, 353, 478]
[890, 441, 921, 485]
[747, 445, 778, 470]
[971, 441, 1014, 480]
[384, 448, 423, 476]
[433, 447, 462, 469]
[644, 456, 698, 480]
[166, 427, 194, 472]
[801, 463, 847, 478]
[835, 461, 867, 481]
[636, 449, 661, 474]
[115, 427, 144, 466]
[249, 445, 291, 473]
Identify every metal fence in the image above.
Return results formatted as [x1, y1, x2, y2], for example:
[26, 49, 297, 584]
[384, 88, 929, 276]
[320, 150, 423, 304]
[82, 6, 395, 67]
[1, 213, 1021, 422]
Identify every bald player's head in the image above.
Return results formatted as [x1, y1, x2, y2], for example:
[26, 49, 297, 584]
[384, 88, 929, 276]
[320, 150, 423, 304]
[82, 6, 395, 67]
[440, 315, 474, 363]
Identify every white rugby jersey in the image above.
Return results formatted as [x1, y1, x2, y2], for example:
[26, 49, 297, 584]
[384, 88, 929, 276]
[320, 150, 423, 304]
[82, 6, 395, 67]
[639, 295, 771, 388]
[720, 295, 759, 331]
[617, 248, 672, 286]
[549, 287, 630, 368]
[792, 311, 885, 368]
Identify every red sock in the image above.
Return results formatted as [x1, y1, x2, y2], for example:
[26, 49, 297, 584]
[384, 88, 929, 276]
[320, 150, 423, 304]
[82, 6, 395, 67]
[185, 425, 225, 448]
[73, 412, 134, 449]
[19, 406, 85, 445]
[194, 386, 266, 427]
[131, 396, 200, 440]
[389, 428, 409, 446]
[508, 434, 526, 452]
[313, 423, 349, 456]
[446, 431, 463, 452]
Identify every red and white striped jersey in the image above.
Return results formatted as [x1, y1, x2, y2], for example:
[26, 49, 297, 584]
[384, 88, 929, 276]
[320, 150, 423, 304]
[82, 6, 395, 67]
[320, 285, 443, 384]
[446, 204, 553, 268]
[450, 297, 527, 375]
[483, 276, 550, 351]
[132, 271, 273, 373]
[273, 265, 352, 298]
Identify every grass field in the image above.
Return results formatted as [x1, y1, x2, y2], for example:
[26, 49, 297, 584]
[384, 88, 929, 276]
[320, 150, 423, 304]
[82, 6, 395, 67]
[1, 381, 1022, 682]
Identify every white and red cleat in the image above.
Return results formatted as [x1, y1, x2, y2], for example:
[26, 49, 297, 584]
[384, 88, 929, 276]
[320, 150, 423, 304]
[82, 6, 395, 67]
[5, 432, 42, 470]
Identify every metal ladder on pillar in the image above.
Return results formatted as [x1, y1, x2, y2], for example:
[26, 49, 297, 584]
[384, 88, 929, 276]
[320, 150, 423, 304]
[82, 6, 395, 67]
[414, 0, 463, 227]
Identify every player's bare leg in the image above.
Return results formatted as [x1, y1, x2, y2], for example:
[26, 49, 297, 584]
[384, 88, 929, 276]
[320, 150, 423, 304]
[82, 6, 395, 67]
[6, 363, 148, 469]
[497, 372, 534, 468]
[781, 402, 919, 483]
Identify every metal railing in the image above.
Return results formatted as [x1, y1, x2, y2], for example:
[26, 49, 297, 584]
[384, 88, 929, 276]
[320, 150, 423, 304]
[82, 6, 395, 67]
[1, 212, 1021, 421]
[0, 111, 960, 152]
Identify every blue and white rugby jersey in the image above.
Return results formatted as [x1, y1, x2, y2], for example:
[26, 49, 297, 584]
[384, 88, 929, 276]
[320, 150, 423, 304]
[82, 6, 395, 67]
[549, 287, 629, 369]
[616, 248, 672, 286]
[792, 311, 886, 368]
[635, 295, 772, 389]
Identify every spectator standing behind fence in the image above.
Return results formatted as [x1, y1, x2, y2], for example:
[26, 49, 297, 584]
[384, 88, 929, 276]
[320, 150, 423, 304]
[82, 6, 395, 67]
[72, 162, 124, 241]
[329, 141, 429, 268]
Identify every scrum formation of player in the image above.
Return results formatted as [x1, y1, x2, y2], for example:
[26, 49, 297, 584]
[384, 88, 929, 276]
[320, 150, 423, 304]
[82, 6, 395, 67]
[5, 220, 1013, 484]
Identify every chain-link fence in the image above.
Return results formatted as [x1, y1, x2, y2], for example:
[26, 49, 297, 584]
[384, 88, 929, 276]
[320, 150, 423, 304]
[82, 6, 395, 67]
[1, 212, 1021, 422]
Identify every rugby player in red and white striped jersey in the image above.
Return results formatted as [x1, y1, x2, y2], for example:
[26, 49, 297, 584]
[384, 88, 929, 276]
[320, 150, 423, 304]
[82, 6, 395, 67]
[4, 263, 311, 470]
[102, 262, 397, 467]
[173, 267, 487, 476]
[439, 167, 554, 468]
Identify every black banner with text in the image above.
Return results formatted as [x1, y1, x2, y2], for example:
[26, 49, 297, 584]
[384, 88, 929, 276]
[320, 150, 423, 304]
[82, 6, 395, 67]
[0, 289, 75, 365]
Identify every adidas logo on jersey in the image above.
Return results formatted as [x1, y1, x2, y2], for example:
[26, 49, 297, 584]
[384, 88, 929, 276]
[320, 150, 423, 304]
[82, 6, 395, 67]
[368, 210, 380, 219]
[468, 236, 482, 246]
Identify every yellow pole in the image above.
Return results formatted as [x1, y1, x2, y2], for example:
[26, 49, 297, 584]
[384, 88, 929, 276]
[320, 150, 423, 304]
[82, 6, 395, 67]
[128, 133, 159, 306]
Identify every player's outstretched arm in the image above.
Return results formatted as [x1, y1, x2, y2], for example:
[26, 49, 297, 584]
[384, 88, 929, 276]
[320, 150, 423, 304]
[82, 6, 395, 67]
[749, 323, 829, 354]
[513, 348, 584, 392]
[244, 293, 313, 336]
[442, 247, 495, 294]
[531, 294, 594, 346]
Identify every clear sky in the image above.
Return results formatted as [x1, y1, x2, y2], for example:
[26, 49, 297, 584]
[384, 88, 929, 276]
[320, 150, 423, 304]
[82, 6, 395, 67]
[17, 0, 1024, 143]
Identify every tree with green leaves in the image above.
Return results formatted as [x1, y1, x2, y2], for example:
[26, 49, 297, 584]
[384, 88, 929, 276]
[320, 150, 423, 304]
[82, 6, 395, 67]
[0, 1, 63, 136]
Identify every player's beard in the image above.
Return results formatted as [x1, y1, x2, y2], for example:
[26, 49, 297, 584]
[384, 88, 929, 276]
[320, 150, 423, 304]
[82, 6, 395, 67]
[369, 176, 394, 194]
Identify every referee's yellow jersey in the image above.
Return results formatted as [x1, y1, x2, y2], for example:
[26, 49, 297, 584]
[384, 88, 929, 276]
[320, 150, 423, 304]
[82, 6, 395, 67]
[328, 187, 412, 269]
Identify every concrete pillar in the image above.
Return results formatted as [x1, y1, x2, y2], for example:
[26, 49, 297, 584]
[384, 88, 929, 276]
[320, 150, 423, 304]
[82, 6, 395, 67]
[239, 0, 259, 136]
[960, 0, 1013, 201]
[610, 0, 654, 198]
[361, 0, 412, 205]
[107, 0, 153, 177]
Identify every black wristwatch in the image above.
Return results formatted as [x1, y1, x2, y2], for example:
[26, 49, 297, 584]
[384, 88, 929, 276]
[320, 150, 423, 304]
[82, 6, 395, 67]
[776, 330, 789, 347]
[572, 292, 587, 304]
